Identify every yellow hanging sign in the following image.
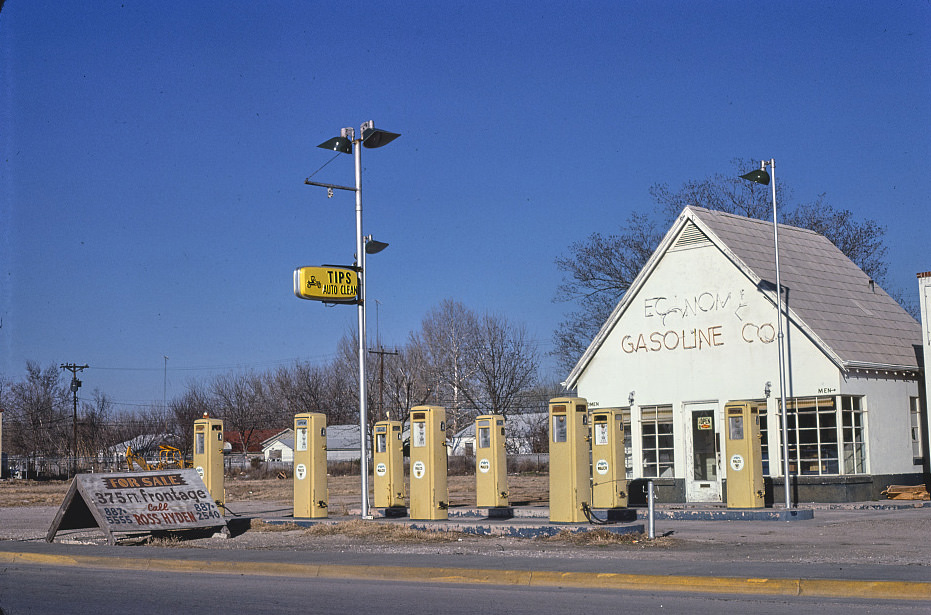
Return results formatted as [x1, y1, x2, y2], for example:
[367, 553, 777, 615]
[293, 266, 359, 303]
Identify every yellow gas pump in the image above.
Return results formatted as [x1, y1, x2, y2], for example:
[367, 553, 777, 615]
[373, 420, 405, 510]
[724, 401, 765, 508]
[475, 414, 509, 509]
[408, 406, 448, 520]
[193, 414, 225, 513]
[591, 409, 628, 509]
[293, 412, 328, 518]
[548, 397, 591, 523]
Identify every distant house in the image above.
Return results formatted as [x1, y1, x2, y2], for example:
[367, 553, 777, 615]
[451, 412, 548, 456]
[224, 429, 288, 456]
[262, 431, 294, 463]
[261, 425, 362, 463]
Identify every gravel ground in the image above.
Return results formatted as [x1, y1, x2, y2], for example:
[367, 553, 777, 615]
[4, 500, 930, 568]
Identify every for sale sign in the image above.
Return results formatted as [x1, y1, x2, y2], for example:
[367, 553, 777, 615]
[47, 469, 226, 544]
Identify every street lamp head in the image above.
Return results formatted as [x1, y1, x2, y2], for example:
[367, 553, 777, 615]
[739, 169, 771, 185]
[365, 238, 389, 254]
[361, 127, 400, 149]
[317, 136, 353, 155]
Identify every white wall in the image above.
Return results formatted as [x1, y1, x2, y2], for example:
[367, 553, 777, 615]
[577, 241, 918, 480]
[264, 441, 293, 463]
[919, 273, 931, 466]
[846, 372, 920, 474]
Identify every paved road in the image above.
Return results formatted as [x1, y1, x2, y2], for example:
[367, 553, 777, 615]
[1, 560, 929, 615]
[2, 499, 930, 612]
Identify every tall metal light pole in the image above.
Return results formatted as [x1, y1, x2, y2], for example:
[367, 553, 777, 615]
[307, 121, 399, 519]
[740, 159, 792, 509]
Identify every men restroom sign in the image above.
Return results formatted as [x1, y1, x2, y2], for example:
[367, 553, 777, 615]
[293, 266, 359, 303]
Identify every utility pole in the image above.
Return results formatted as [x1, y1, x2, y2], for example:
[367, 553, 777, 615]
[367, 347, 398, 419]
[60, 363, 88, 477]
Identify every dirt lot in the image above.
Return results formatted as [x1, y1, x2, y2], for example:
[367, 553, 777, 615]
[3, 474, 930, 566]
[0, 474, 671, 552]
[0, 474, 550, 510]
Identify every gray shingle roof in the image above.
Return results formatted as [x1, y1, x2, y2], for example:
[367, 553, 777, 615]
[690, 207, 921, 369]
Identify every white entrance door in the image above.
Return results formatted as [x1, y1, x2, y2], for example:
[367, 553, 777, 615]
[684, 401, 722, 502]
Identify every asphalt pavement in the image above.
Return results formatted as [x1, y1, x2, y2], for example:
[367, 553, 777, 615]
[2, 500, 930, 601]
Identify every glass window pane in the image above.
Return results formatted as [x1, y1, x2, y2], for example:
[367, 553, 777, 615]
[478, 427, 491, 449]
[413, 422, 427, 448]
[552, 415, 567, 443]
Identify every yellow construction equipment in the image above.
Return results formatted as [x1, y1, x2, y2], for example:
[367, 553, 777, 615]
[125, 444, 192, 471]
[157, 444, 192, 468]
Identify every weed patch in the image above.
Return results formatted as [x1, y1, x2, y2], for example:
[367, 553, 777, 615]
[303, 520, 461, 543]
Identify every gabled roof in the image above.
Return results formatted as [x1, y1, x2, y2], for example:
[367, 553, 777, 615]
[326, 424, 361, 450]
[260, 429, 294, 449]
[454, 412, 548, 439]
[566, 206, 921, 387]
[258, 425, 361, 451]
[225, 428, 289, 453]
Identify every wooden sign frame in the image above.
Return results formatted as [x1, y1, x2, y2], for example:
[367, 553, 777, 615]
[47, 469, 226, 545]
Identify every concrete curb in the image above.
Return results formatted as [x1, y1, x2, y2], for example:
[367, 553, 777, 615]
[2, 551, 929, 601]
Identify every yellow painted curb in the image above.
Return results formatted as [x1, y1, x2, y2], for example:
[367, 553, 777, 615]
[2, 551, 929, 601]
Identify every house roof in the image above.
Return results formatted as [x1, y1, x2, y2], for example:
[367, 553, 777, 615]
[454, 412, 548, 439]
[225, 428, 289, 453]
[566, 206, 921, 387]
[326, 424, 360, 450]
[259, 425, 361, 452]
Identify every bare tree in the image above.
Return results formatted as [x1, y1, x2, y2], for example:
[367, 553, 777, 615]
[411, 299, 480, 435]
[554, 157, 895, 372]
[5, 362, 70, 460]
[110, 405, 173, 460]
[169, 381, 212, 456]
[78, 390, 116, 468]
[267, 362, 318, 418]
[553, 212, 662, 371]
[385, 343, 432, 425]
[210, 371, 269, 456]
[462, 313, 539, 420]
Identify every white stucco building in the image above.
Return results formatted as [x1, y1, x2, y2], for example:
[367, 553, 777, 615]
[565, 207, 925, 504]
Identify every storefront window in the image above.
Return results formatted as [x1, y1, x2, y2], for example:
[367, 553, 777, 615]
[787, 397, 838, 475]
[641, 405, 674, 478]
[619, 408, 632, 480]
[783, 395, 866, 476]
[842, 396, 866, 474]
[758, 407, 769, 476]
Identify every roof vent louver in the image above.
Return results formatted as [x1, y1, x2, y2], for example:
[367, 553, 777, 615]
[674, 221, 711, 248]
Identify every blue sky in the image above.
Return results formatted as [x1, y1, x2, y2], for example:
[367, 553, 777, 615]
[2, 1, 929, 408]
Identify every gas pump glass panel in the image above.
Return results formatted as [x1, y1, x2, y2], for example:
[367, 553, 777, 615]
[412, 421, 426, 448]
[478, 425, 491, 449]
[552, 414, 567, 442]
[296, 427, 308, 451]
[692, 410, 717, 481]
[195, 433, 205, 455]
[376, 433, 387, 453]
[728, 416, 744, 441]
[594, 419, 609, 446]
